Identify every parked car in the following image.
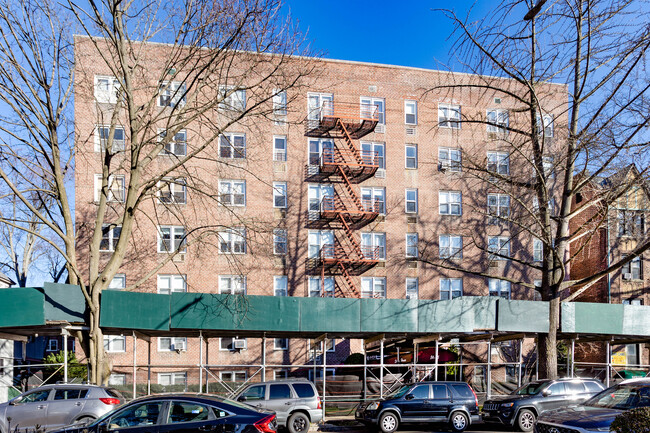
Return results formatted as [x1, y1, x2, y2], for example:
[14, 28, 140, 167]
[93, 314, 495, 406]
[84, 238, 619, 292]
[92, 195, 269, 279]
[482, 377, 604, 432]
[234, 379, 322, 433]
[0, 383, 125, 433]
[535, 378, 650, 433]
[48, 393, 276, 433]
[355, 381, 480, 433]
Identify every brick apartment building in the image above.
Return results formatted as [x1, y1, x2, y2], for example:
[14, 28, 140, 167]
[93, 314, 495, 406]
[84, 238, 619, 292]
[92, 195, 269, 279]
[74, 36, 567, 390]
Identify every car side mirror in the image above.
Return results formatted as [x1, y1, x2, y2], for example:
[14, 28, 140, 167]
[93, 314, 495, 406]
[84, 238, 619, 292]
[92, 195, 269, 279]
[542, 389, 552, 397]
[405, 394, 414, 400]
[237, 396, 247, 402]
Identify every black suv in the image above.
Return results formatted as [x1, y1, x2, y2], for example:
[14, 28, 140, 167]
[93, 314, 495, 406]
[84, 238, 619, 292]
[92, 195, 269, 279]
[355, 381, 480, 433]
[482, 377, 604, 432]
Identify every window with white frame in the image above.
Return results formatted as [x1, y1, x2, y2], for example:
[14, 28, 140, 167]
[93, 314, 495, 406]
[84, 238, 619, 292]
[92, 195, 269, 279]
[219, 275, 246, 295]
[158, 177, 186, 204]
[405, 189, 418, 214]
[404, 100, 417, 125]
[273, 136, 287, 161]
[361, 232, 386, 260]
[274, 338, 288, 350]
[159, 81, 186, 108]
[220, 339, 248, 352]
[273, 229, 287, 255]
[220, 371, 247, 383]
[218, 86, 246, 111]
[439, 147, 461, 172]
[218, 180, 246, 206]
[308, 138, 335, 166]
[439, 191, 462, 215]
[308, 184, 334, 213]
[274, 276, 288, 296]
[360, 187, 386, 214]
[273, 89, 287, 122]
[100, 224, 121, 252]
[439, 235, 462, 259]
[533, 238, 543, 262]
[108, 374, 126, 386]
[158, 226, 186, 253]
[406, 233, 418, 258]
[360, 142, 385, 169]
[361, 277, 386, 299]
[158, 337, 187, 352]
[108, 274, 126, 290]
[273, 182, 287, 208]
[489, 279, 511, 299]
[487, 152, 510, 176]
[157, 275, 187, 295]
[405, 144, 417, 169]
[533, 197, 556, 215]
[622, 255, 643, 280]
[488, 236, 510, 260]
[94, 174, 125, 203]
[487, 109, 509, 134]
[219, 133, 246, 159]
[536, 114, 554, 138]
[218, 228, 246, 254]
[104, 335, 126, 353]
[487, 193, 510, 224]
[406, 278, 419, 299]
[94, 75, 119, 104]
[440, 278, 463, 300]
[274, 370, 289, 380]
[158, 372, 187, 386]
[95, 125, 125, 153]
[159, 129, 187, 156]
[47, 338, 58, 352]
[307, 93, 333, 123]
[308, 230, 334, 259]
[360, 97, 385, 125]
[438, 103, 461, 129]
[617, 210, 645, 237]
[308, 276, 335, 297]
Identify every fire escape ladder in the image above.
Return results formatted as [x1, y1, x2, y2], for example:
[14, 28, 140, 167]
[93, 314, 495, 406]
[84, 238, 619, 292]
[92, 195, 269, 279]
[336, 166, 364, 212]
[337, 214, 364, 259]
[336, 119, 364, 166]
[337, 263, 360, 298]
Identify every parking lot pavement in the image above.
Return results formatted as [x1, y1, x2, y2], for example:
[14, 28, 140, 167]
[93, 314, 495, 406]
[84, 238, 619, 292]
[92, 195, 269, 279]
[315, 420, 512, 433]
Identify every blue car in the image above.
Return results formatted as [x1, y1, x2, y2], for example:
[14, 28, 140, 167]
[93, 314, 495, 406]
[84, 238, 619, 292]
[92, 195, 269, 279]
[535, 378, 650, 433]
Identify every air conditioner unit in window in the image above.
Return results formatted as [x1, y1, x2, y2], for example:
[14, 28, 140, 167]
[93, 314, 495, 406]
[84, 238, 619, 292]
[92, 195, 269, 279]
[374, 124, 385, 134]
[375, 169, 386, 178]
[438, 162, 450, 172]
[233, 339, 246, 349]
[173, 254, 185, 262]
[405, 127, 416, 136]
[623, 273, 633, 280]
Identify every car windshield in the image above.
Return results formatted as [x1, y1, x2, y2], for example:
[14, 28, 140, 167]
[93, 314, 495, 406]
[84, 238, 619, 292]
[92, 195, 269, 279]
[389, 385, 411, 399]
[514, 381, 546, 396]
[585, 384, 650, 410]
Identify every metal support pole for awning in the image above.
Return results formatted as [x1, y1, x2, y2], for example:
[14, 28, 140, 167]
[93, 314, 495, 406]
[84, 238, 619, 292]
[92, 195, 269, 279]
[147, 339, 151, 395]
[199, 331, 204, 392]
[518, 339, 523, 387]
[571, 339, 576, 378]
[322, 340, 326, 421]
[434, 340, 439, 381]
[62, 329, 68, 383]
[535, 339, 539, 380]
[380, 339, 384, 398]
[261, 335, 267, 382]
[363, 341, 367, 401]
[205, 338, 210, 393]
[132, 331, 137, 399]
[606, 340, 611, 387]
[487, 340, 492, 399]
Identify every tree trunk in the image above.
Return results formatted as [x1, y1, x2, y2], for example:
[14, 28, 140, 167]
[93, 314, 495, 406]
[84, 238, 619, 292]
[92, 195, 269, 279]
[538, 296, 560, 379]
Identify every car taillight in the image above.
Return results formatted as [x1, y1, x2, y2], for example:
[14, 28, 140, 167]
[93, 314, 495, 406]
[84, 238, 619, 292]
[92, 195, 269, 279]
[469, 386, 479, 408]
[254, 414, 276, 433]
[99, 398, 121, 405]
[317, 397, 322, 410]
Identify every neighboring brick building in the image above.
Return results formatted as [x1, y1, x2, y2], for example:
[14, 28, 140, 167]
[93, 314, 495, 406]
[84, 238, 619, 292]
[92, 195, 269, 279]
[74, 37, 567, 390]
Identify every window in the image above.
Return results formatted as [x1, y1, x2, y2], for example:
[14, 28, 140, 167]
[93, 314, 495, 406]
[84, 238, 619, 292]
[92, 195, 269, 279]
[218, 228, 246, 254]
[159, 337, 187, 352]
[487, 152, 510, 176]
[440, 278, 463, 300]
[618, 210, 645, 237]
[308, 230, 334, 259]
[159, 129, 187, 156]
[273, 182, 287, 208]
[104, 335, 126, 352]
[220, 339, 248, 352]
[218, 86, 246, 111]
[293, 383, 316, 398]
[108, 374, 126, 386]
[159, 81, 186, 108]
[274, 338, 288, 350]
[406, 278, 419, 299]
[273, 136, 287, 161]
[489, 279, 511, 299]
[158, 226, 186, 253]
[269, 384, 292, 400]
[438, 103, 461, 129]
[487, 109, 509, 134]
[543, 156, 555, 178]
[94, 75, 119, 104]
[158, 372, 187, 386]
[361, 277, 386, 298]
[219, 371, 247, 383]
[100, 224, 121, 252]
[307, 93, 333, 123]
[406, 233, 419, 258]
[308, 184, 334, 214]
[274, 276, 287, 296]
[404, 100, 417, 125]
[405, 144, 418, 169]
[218, 180, 246, 207]
[219, 275, 246, 294]
[273, 229, 287, 255]
[112, 401, 165, 427]
[360, 187, 386, 214]
[167, 401, 211, 423]
[157, 275, 187, 295]
[46, 338, 58, 352]
[439, 235, 463, 259]
[360, 142, 385, 169]
[95, 125, 125, 153]
[533, 238, 543, 262]
[241, 385, 266, 401]
[487, 193, 510, 224]
[308, 138, 334, 166]
[219, 133, 246, 159]
[488, 236, 511, 260]
[405, 189, 418, 214]
[94, 174, 125, 203]
[274, 370, 289, 380]
[536, 114, 554, 138]
[360, 97, 385, 125]
[108, 274, 126, 290]
[273, 89, 287, 122]
[158, 177, 187, 204]
[308, 276, 335, 297]
[361, 232, 386, 260]
[622, 255, 643, 280]
[439, 147, 461, 172]
[439, 191, 462, 215]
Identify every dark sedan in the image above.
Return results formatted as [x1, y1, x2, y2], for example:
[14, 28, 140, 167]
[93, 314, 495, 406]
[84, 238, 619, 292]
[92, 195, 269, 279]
[49, 394, 277, 433]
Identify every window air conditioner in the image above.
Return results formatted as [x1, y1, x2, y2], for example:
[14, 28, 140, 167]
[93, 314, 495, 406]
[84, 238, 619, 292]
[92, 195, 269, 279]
[623, 273, 633, 280]
[439, 162, 450, 172]
[233, 339, 246, 349]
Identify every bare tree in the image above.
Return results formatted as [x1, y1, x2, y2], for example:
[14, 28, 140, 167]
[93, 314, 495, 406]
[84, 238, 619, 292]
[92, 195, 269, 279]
[0, 0, 314, 383]
[420, 0, 650, 379]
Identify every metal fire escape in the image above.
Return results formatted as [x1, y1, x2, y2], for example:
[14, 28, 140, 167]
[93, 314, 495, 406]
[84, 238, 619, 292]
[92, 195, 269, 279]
[305, 101, 382, 297]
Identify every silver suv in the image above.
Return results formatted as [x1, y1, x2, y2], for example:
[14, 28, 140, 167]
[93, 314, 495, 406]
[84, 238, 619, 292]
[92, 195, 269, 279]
[234, 379, 322, 433]
[0, 384, 125, 433]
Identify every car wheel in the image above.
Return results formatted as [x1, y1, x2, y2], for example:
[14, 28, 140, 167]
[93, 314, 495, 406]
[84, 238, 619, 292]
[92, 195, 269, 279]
[517, 409, 536, 432]
[449, 411, 469, 432]
[74, 416, 96, 426]
[287, 412, 309, 433]
[379, 412, 399, 433]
